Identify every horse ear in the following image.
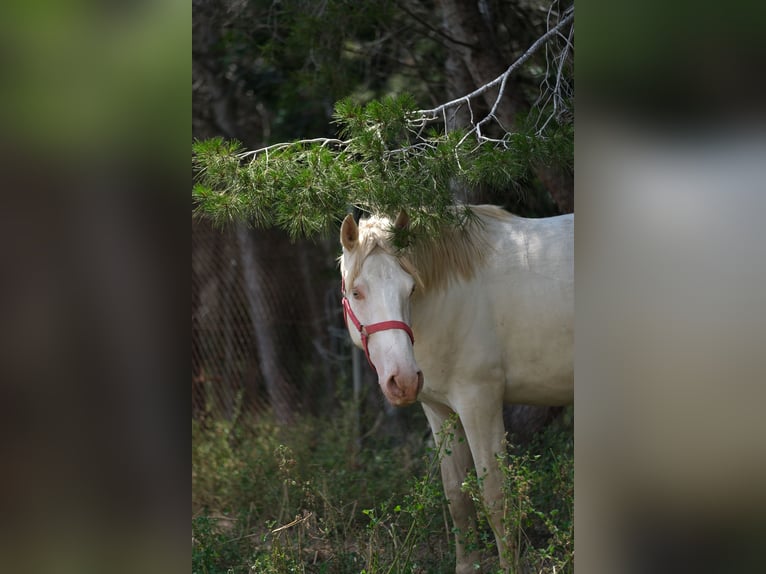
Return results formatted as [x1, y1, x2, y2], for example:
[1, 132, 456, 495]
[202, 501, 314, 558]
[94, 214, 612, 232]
[394, 210, 410, 231]
[340, 214, 358, 251]
[393, 210, 411, 248]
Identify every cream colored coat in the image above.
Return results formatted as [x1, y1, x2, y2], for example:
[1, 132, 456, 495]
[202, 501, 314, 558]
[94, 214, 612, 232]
[340, 206, 573, 573]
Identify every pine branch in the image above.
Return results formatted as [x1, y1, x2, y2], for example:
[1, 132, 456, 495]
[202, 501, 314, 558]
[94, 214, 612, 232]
[238, 138, 347, 161]
[214, 8, 574, 165]
[192, 4, 574, 238]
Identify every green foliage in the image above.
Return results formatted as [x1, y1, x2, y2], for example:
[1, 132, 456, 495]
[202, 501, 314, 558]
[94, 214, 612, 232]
[193, 92, 573, 240]
[192, 400, 440, 573]
[193, 511, 259, 574]
[211, 0, 408, 141]
[357, 430, 453, 574]
[194, 0, 574, 237]
[192, 403, 573, 574]
[459, 412, 575, 574]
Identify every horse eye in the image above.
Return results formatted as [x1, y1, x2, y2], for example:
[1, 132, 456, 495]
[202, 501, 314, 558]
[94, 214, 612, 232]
[351, 289, 360, 299]
[410, 285, 416, 296]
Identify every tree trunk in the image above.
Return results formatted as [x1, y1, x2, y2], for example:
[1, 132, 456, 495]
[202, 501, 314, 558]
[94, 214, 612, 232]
[436, 0, 574, 213]
[436, 0, 524, 128]
[236, 225, 294, 425]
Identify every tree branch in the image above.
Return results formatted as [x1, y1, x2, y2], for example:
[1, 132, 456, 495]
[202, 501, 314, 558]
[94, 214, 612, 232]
[238, 138, 348, 161]
[415, 8, 574, 121]
[221, 6, 574, 168]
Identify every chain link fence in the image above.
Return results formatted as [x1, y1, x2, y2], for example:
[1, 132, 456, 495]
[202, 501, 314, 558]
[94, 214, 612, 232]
[192, 216, 363, 426]
[192, 214, 560, 443]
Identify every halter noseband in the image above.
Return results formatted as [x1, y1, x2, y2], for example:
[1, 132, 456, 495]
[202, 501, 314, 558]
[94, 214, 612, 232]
[341, 278, 415, 371]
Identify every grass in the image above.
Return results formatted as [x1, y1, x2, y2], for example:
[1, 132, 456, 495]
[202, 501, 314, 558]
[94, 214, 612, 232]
[192, 400, 573, 574]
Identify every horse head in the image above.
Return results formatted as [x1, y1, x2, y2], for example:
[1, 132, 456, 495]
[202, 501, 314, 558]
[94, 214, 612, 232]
[340, 211, 424, 407]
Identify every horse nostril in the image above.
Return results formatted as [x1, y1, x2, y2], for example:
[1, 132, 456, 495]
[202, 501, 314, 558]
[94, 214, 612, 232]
[386, 372, 423, 400]
[388, 375, 403, 397]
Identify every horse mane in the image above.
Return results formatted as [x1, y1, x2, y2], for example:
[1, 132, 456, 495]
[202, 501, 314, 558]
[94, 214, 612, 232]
[348, 205, 514, 293]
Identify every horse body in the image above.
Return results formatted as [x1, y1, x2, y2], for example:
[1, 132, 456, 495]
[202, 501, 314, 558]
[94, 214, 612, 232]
[414, 209, 573, 408]
[340, 206, 573, 573]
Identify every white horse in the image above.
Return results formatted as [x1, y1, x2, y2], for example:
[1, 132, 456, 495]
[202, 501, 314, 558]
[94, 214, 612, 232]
[339, 205, 573, 573]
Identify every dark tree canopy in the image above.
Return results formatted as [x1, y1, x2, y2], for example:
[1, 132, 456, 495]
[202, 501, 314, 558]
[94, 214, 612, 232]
[193, 0, 574, 238]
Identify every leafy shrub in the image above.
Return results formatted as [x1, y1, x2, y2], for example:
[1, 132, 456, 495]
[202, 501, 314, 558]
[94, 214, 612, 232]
[192, 402, 573, 573]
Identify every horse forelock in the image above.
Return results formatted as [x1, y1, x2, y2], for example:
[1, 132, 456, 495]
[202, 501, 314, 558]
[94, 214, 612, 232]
[343, 207, 502, 292]
[340, 215, 416, 289]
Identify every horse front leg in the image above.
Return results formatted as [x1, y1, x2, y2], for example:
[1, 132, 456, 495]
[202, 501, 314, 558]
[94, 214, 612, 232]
[458, 400, 511, 572]
[421, 402, 481, 574]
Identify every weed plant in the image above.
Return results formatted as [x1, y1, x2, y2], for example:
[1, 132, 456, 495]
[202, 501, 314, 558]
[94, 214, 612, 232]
[192, 401, 573, 574]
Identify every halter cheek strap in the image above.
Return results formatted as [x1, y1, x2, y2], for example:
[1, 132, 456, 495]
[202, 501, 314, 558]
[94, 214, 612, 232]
[341, 279, 415, 371]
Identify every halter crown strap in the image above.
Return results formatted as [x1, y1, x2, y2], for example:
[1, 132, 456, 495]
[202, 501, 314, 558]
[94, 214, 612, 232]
[341, 279, 414, 371]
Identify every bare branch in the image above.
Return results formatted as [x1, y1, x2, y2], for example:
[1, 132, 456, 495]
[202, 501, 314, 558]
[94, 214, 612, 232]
[237, 138, 349, 161]
[415, 8, 574, 120]
[532, 2, 575, 136]
[222, 5, 574, 169]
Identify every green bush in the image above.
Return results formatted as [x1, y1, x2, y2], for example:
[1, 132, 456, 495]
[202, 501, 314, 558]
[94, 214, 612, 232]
[192, 402, 573, 574]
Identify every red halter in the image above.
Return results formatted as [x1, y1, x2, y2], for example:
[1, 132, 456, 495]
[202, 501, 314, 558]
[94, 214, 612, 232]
[341, 278, 415, 371]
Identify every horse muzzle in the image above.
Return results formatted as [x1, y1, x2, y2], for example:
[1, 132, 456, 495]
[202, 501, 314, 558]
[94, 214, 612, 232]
[381, 369, 424, 407]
